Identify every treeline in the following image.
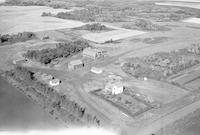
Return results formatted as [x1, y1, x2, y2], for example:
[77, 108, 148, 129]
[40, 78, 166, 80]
[0, 32, 35, 46]
[122, 19, 170, 31]
[74, 23, 112, 32]
[41, 2, 200, 23]
[4, 66, 101, 126]
[24, 40, 89, 64]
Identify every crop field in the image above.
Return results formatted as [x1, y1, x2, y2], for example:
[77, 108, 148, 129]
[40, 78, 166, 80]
[172, 69, 200, 90]
[0, 6, 84, 34]
[82, 29, 146, 44]
[185, 78, 200, 90]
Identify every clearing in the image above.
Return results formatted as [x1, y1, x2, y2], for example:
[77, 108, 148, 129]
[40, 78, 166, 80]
[82, 29, 146, 44]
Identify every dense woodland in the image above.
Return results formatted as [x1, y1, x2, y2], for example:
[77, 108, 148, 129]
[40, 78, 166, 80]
[24, 40, 89, 64]
[122, 49, 200, 81]
[122, 19, 170, 31]
[41, 2, 200, 23]
[0, 32, 35, 45]
[4, 66, 101, 126]
[73, 23, 112, 32]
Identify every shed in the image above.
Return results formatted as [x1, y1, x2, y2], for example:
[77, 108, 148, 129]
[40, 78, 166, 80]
[83, 47, 105, 59]
[49, 79, 61, 87]
[68, 59, 84, 70]
[91, 67, 103, 74]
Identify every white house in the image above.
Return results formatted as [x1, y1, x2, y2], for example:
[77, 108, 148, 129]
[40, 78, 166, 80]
[49, 79, 61, 87]
[105, 82, 124, 95]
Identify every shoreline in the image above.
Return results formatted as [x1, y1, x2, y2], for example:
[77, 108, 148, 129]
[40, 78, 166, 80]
[0, 73, 67, 127]
[0, 69, 102, 128]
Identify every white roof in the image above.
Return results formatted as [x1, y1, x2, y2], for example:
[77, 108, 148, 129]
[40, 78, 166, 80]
[83, 47, 103, 55]
[50, 79, 60, 83]
[69, 59, 83, 66]
[91, 67, 103, 74]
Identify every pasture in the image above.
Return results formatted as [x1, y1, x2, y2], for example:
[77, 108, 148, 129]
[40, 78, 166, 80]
[82, 29, 146, 44]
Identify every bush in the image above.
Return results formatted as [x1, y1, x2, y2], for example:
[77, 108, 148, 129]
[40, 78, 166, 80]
[0, 32, 35, 45]
[24, 40, 89, 64]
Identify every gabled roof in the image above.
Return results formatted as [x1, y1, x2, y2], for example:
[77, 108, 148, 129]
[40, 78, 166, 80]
[69, 59, 83, 66]
[83, 47, 103, 56]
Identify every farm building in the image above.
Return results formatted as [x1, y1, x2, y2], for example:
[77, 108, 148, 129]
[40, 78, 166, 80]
[83, 47, 105, 59]
[91, 67, 103, 74]
[104, 81, 124, 95]
[41, 74, 53, 81]
[68, 59, 84, 70]
[49, 79, 61, 87]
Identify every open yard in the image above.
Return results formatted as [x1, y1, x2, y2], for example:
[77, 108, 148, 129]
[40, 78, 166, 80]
[126, 79, 188, 104]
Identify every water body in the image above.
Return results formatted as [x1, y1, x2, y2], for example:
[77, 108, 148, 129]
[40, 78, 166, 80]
[0, 76, 64, 131]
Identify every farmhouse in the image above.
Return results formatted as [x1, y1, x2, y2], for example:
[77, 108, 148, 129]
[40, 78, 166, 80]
[83, 47, 105, 59]
[105, 81, 124, 95]
[68, 59, 84, 70]
[49, 79, 61, 87]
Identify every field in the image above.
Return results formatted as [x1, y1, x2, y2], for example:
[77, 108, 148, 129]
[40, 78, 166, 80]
[172, 69, 200, 90]
[82, 29, 146, 44]
[126, 79, 188, 104]
[156, 2, 200, 9]
[0, 6, 84, 34]
[183, 17, 200, 24]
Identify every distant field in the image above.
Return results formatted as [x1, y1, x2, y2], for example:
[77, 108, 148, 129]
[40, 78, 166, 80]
[0, 6, 84, 34]
[169, 0, 200, 2]
[156, 2, 200, 9]
[0, 0, 5, 3]
[183, 17, 200, 24]
[82, 29, 146, 44]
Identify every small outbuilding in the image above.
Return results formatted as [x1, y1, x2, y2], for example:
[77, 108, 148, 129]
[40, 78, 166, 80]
[68, 59, 84, 70]
[49, 79, 61, 87]
[91, 67, 103, 74]
[83, 47, 105, 59]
